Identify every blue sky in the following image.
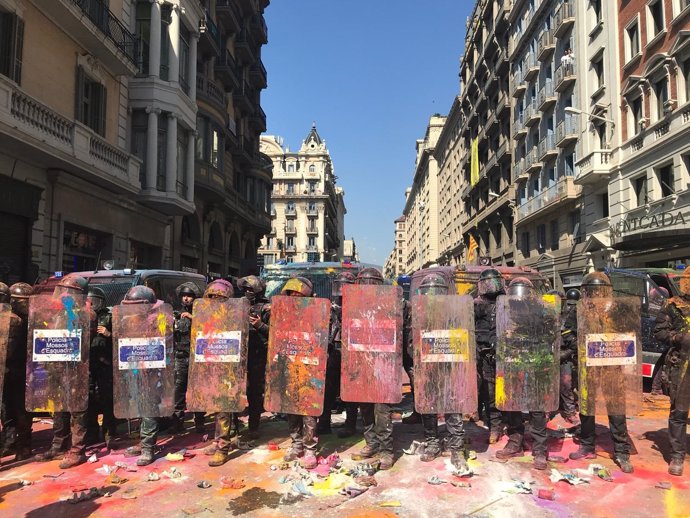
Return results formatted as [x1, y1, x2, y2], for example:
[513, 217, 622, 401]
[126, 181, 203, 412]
[262, 1, 472, 266]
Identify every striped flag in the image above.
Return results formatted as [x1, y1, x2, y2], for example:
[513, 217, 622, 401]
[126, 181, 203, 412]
[467, 234, 479, 263]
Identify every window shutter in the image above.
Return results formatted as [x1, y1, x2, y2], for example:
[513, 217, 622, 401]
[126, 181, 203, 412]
[98, 84, 107, 136]
[12, 16, 23, 84]
[75, 65, 85, 123]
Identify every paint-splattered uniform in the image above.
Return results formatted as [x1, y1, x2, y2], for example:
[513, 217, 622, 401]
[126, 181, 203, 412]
[1, 310, 31, 455]
[474, 296, 503, 432]
[559, 302, 579, 418]
[172, 303, 204, 430]
[246, 299, 270, 433]
[86, 307, 116, 442]
[320, 303, 344, 432]
[654, 299, 690, 462]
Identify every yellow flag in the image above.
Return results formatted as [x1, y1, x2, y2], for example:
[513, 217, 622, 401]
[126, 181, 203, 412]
[470, 137, 479, 186]
[467, 234, 479, 263]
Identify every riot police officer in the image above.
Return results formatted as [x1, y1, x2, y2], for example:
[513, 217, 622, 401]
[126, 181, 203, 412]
[350, 267, 395, 470]
[474, 268, 505, 443]
[85, 287, 117, 446]
[170, 282, 204, 434]
[416, 273, 469, 471]
[495, 277, 550, 470]
[122, 285, 164, 466]
[654, 267, 690, 476]
[568, 272, 634, 473]
[37, 274, 92, 469]
[560, 288, 580, 425]
[320, 271, 357, 435]
[1, 282, 33, 461]
[238, 275, 271, 439]
[201, 279, 243, 467]
[282, 277, 319, 469]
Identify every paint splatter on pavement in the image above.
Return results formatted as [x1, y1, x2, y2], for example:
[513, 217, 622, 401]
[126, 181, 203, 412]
[0, 395, 688, 517]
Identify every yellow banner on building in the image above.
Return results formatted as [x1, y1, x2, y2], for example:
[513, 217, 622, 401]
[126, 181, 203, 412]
[470, 138, 479, 186]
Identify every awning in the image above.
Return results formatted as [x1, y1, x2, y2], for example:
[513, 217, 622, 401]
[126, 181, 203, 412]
[582, 230, 610, 252]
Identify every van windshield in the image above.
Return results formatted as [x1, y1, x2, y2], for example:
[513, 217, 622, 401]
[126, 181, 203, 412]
[264, 271, 335, 299]
[87, 275, 138, 307]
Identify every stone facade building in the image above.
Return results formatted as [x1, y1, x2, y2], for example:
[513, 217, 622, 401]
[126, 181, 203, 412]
[258, 125, 346, 264]
[0, 0, 271, 285]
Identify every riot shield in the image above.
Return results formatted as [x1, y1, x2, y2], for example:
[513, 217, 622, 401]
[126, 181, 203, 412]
[187, 297, 250, 412]
[577, 296, 642, 416]
[264, 296, 330, 416]
[674, 334, 690, 412]
[341, 285, 403, 404]
[0, 304, 10, 405]
[495, 293, 561, 412]
[25, 294, 91, 412]
[112, 301, 175, 418]
[412, 294, 477, 414]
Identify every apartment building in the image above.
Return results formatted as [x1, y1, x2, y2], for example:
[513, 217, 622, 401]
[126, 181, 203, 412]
[456, 0, 514, 268]
[258, 125, 346, 264]
[604, 0, 690, 269]
[175, 0, 272, 277]
[403, 115, 445, 273]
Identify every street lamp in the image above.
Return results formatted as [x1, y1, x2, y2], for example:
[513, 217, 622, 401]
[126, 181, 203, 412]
[564, 106, 615, 127]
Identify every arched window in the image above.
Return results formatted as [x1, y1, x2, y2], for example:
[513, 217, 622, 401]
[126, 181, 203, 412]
[309, 164, 316, 173]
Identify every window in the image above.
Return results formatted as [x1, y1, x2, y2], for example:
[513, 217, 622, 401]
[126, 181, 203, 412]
[0, 12, 23, 84]
[494, 224, 502, 248]
[520, 231, 530, 258]
[286, 202, 295, 213]
[179, 25, 190, 94]
[599, 193, 609, 218]
[286, 236, 294, 248]
[135, 2, 151, 74]
[176, 128, 187, 197]
[550, 219, 559, 250]
[593, 55, 604, 90]
[592, 0, 602, 25]
[564, 153, 575, 177]
[286, 182, 295, 195]
[287, 164, 295, 172]
[634, 175, 648, 207]
[308, 236, 316, 248]
[308, 181, 317, 194]
[653, 77, 669, 120]
[631, 96, 644, 135]
[75, 66, 107, 136]
[308, 164, 316, 173]
[648, 0, 665, 39]
[131, 110, 148, 185]
[657, 164, 674, 197]
[625, 21, 640, 62]
[676, 0, 690, 17]
[683, 58, 690, 104]
[156, 115, 166, 190]
[570, 210, 582, 244]
[159, 4, 171, 80]
[210, 129, 221, 169]
[536, 224, 546, 254]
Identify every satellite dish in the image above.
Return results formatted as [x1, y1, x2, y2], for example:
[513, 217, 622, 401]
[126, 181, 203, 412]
[102, 259, 115, 271]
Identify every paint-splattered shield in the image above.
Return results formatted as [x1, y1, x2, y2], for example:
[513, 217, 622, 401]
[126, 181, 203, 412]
[0, 304, 10, 405]
[187, 297, 250, 412]
[674, 333, 690, 412]
[577, 296, 642, 416]
[412, 294, 477, 414]
[495, 294, 561, 412]
[25, 294, 91, 412]
[264, 296, 330, 416]
[341, 285, 403, 404]
[112, 301, 175, 418]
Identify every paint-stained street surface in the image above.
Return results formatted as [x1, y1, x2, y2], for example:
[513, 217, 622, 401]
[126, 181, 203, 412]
[0, 394, 688, 518]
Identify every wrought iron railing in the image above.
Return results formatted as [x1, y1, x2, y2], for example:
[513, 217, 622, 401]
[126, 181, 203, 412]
[70, 0, 138, 64]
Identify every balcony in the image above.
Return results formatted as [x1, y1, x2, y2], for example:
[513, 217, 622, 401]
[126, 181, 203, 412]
[249, 105, 267, 133]
[554, 0, 575, 38]
[525, 147, 542, 174]
[516, 176, 581, 224]
[195, 162, 225, 202]
[285, 227, 297, 235]
[496, 0, 511, 31]
[575, 150, 613, 185]
[537, 30, 556, 61]
[496, 140, 510, 162]
[556, 116, 579, 147]
[524, 99, 541, 127]
[285, 245, 296, 252]
[233, 81, 254, 114]
[33, 0, 138, 75]
[512, 114, 527, 140]
[0, 77, 141, 195]
[215, 50, 240, 90]
[216, 0, 241, 34]
[199, 11, 221, 56]
[235, 30, 256, 65]
[555, 62, 576, 92]
[306, 206, 318, 216]
[538, 134, 558, 162]
[496, 92, 509, 116]
[538, 81, 557, 112]
[306, 226, 319, 234]
[250, 15, 268, 44]
[512, 158, 527, 182]
[511, 72, 526, 98]
[523, 53, 539, 81]
[284, 207, 297, 217]
[196, 74, 226, 111]
[248, 61, 267, 89]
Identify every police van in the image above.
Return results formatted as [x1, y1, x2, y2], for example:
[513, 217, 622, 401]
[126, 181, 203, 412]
[34, 269, 207, 309]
